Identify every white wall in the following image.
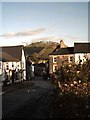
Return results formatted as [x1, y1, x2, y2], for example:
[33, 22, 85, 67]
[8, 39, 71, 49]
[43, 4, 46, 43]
[0, 61, 2, 75]
[75, 53, 90, 64]
[21, 48, 26, 80]
[3, 62, 21, 70]
[88, 53, 90, 59]
[1, 48, 26, 80]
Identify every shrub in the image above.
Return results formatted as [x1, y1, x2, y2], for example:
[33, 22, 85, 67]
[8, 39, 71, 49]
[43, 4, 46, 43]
[53, 59, 90, 96]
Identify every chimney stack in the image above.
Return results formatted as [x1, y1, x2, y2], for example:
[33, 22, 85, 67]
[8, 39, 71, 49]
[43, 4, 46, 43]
[60, 40, 68, 48]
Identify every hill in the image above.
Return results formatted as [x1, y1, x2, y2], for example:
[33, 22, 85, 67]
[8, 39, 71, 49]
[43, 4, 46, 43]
[24, 41, 59, 62]
[26, 41, 59, 48]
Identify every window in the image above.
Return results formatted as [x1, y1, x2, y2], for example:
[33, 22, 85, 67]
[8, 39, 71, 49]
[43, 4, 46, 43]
[55, 66, 57, 71]
[53, 57, 57, 63]
[70, 56, 73, 61]
[6, 65, 9, 70]
[12, 64, 14, 67]
[53, 65, 57, 72]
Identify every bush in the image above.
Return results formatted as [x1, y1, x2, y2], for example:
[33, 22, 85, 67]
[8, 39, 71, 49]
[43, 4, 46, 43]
[55, 59, 90, 84]
[52, 59, 90, 96]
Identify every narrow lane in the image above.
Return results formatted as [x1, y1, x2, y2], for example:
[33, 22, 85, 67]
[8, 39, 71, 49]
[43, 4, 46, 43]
[2, 76, 55, 119]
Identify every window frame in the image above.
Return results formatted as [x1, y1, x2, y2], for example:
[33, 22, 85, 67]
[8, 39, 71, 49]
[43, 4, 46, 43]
[53, 56, 57, 63]
[53, 65, 57, 72]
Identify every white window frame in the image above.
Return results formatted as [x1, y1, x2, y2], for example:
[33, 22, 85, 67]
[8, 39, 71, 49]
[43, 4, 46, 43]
[53, 65, 57, 72]
[53, 56, 57, 63]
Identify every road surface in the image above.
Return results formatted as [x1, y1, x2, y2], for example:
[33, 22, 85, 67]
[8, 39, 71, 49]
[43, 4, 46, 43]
[2, 76, 55, 119]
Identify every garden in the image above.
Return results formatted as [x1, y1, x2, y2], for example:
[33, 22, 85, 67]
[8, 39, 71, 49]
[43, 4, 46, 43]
[49, 59, 90, 118]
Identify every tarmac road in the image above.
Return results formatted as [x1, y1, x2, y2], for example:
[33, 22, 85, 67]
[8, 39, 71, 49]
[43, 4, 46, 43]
[2, 76, 55, 119]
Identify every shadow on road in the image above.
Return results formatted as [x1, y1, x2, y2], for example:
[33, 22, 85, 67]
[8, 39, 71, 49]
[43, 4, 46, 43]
[2, 76, 55, 119]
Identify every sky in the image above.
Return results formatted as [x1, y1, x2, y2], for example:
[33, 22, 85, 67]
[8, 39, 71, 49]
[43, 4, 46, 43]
[0, 2, 88, 46]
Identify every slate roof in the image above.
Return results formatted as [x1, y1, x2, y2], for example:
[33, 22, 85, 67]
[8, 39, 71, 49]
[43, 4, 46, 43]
[41, 48, 56, 59]
[50, 47, 74, 55]
[0, 45, 23, 62]
[74, 43, 90, 53]
[24, 47, 43, 56]
[52, 44, 60, 53]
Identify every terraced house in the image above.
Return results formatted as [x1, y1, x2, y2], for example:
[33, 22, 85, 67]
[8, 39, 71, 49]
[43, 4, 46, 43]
[49, 40, 90, 75]
[49, 40, 74, 74]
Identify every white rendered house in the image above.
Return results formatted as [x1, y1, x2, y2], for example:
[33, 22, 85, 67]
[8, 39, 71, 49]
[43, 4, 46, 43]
[0, 45, 26, 82]
[74, 43, 90, 64]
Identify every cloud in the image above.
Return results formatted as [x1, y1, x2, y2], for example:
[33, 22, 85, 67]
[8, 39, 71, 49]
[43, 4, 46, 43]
[1, 28, 46, 38]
